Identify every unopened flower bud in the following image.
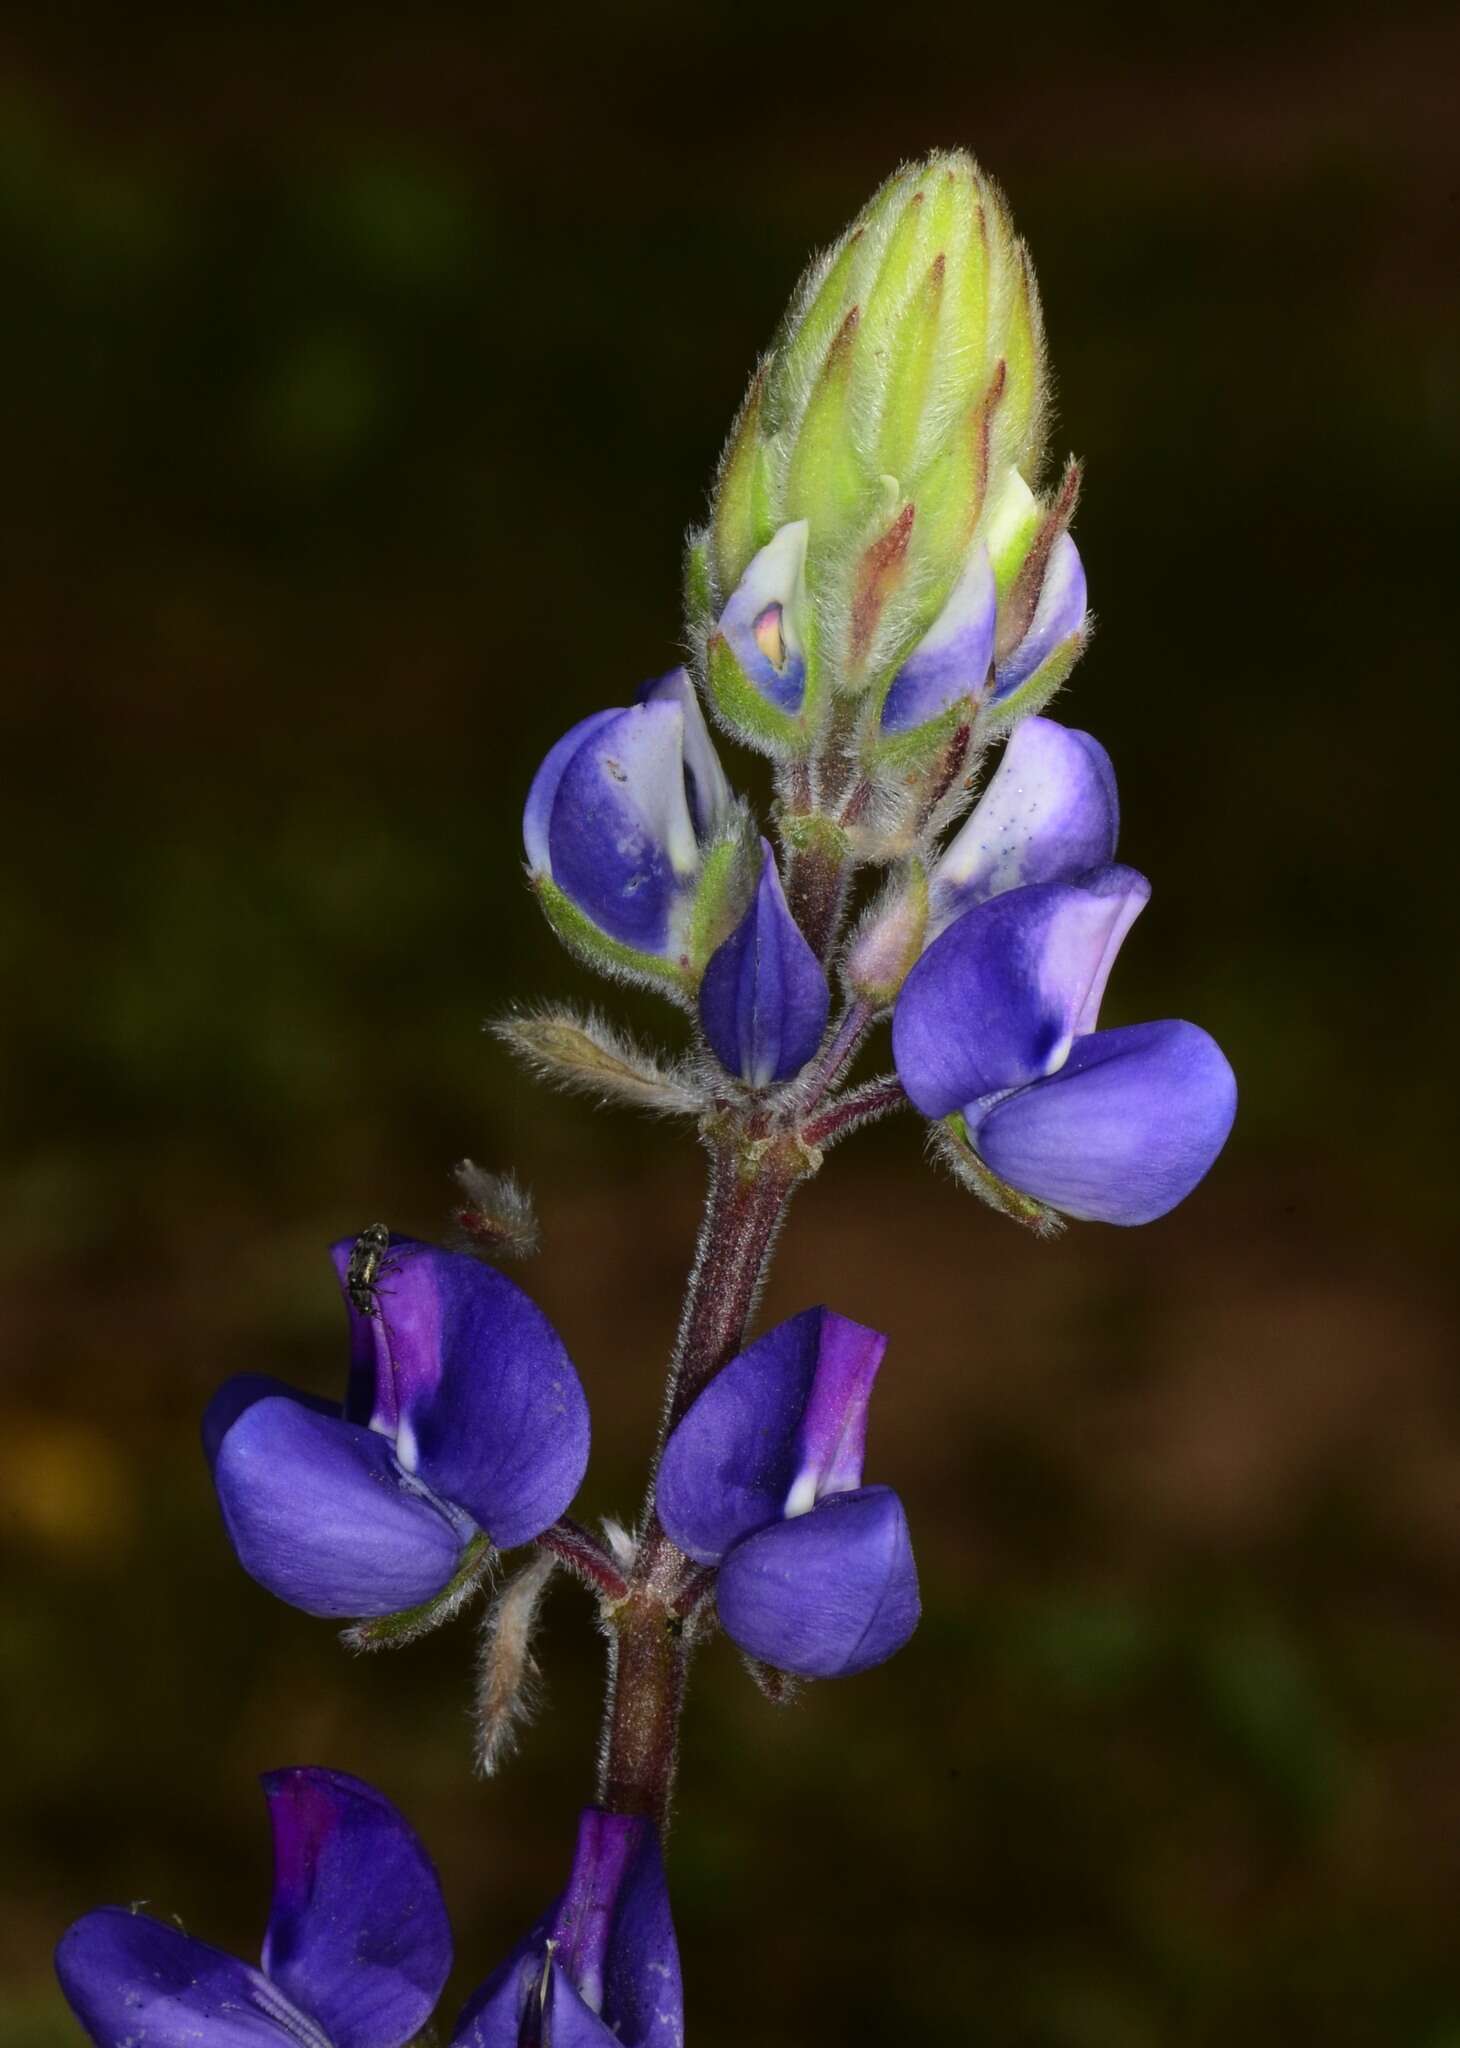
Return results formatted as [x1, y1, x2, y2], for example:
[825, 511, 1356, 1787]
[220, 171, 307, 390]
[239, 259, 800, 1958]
[844, 862, 929, 1003]
[523, 670, 751, 991]
[455, 1808, 680, 2047]
[698, 840, 830, 1087]
[869, 467, 1089, 746]
[702, 151, 1049, 728]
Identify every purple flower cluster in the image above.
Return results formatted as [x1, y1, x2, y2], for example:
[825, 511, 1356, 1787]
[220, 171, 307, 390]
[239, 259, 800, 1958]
[58, 1233, 917, 2041]
[522, 528, 1233, 1233]
[52, 153, 1240, 2048]
[57, 1771, 682, 2048]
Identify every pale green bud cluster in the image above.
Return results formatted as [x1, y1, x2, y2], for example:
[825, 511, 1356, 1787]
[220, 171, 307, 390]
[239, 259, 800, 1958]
[695, 151, 1054, 748]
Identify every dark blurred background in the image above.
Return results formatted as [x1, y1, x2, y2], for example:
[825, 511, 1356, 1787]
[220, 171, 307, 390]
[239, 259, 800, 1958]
[2, 3, 1457, 2043]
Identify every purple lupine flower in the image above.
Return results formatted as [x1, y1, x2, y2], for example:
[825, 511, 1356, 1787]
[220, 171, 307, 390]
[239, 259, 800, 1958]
[453, 1807, 682, 2048]
[205, 1238, 590, 1618]
[927, 714, 1119, 940]
[656, 1308, 919, 1679]
[56, 1768, 451, 2048]
[523, 668, 733, 954]
[892, 866, 1237, 1224]
[715, 521, 810, 715]
[698, 839, 829, 1086]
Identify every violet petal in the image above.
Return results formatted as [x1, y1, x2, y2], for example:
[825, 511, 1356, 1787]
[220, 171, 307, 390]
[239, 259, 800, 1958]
[656, 1307, 887, 1566]
[56, 1910, 322, 2048]
[715, 1486, 920, 1680]
[697, 841, 829, 1087]
[212, 1395, 469, 1618]
[261, 1767, 452, 2048]
[327, 1239, 591, 1552]
[969, 1018, 1237, 1224]
[891, 866, 1150, 1117]
[928, 716, 1119, 937]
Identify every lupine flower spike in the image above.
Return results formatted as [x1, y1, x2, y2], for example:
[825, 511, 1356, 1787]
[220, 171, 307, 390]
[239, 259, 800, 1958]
[57, 148, 1242, 2048]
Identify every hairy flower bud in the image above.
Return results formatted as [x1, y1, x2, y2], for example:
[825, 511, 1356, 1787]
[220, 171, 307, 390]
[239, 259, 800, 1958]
[702, 152, 1051, 743]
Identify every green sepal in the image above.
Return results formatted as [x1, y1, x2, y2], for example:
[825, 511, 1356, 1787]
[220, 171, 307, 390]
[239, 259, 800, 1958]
[779, 809, 850, 863]
[932, 1115, 1063, 1236]
[783, 306, 866, 547]
[982, 630, 1087, 731]
[686, 808, 760, 971]
[341, 1533, 495, 1652]
[872, 249, 944, 483]
[712, 368, 776, 596]
[705, 630, 810, 758]
[532, 874, 694, 1003]
[998, 244, 1047, 476]
[985, 469, 1042, 597]
[864, 695, 967, 784]
[683, 529, 713, 642]
[765, 164, 913, 431]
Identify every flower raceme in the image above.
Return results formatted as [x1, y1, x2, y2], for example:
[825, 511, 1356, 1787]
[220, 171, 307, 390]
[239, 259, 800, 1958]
[455, 1807, 682, 2048]
[57, 1768, 453, 2048]
[657, 1307, 920, 1679]
[204, 1236, 590, 1619]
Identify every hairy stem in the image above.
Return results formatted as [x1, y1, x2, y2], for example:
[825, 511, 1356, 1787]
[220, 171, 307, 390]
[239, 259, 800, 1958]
[535, 1517, 630, 1601]
[596, 1127, 808, 1828]
[801, 1074, 909, 1150]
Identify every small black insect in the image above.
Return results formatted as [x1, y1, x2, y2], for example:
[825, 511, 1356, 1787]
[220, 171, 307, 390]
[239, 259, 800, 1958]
[346, 1223, 392, 1317]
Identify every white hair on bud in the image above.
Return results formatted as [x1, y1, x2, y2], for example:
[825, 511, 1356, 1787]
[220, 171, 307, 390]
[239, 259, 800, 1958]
[492, 1005, 707, 1117]
[599, 1518, 638, 1571]
[449, 1160, 542, 1262]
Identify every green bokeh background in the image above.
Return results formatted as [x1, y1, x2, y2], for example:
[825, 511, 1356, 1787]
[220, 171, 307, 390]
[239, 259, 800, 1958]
[3, 5, 1456, 2043]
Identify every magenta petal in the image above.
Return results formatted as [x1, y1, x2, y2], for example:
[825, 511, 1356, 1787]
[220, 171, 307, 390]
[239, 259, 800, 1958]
[328, 1239, 591, 1552]
[892, 866, 1150, 1117]
[715, 1486, 920, 1680]
[261, 1768, 451, 2048]
[970, 1018, 1238, 1224]
[56, 1910, 322, 2048]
